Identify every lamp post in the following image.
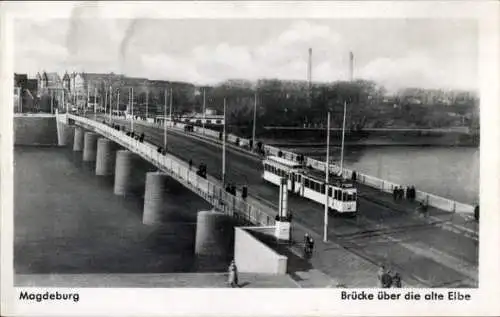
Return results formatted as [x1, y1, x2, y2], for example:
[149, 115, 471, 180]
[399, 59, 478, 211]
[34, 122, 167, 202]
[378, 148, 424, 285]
[146, 89, 149, 119]
[169, 87, 173, 120]
[222, 97, 227, 186]
[323, 112, 331, 242]
[104, 85, 108, 114]
[164, 88, 168, 149]
[109, 86, 112, 121]
[252, 91, 257, 150]
[116, 90, 120, 118]
[86, 81, 90, 115]
[202, 88, 206, 135]
[94, 87, 97, 119]
[131, 87, 134, 132]
[340, 101, 347, 178]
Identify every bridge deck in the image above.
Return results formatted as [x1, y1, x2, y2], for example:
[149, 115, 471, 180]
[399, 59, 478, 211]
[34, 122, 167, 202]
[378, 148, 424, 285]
[104, 116, 477, 288]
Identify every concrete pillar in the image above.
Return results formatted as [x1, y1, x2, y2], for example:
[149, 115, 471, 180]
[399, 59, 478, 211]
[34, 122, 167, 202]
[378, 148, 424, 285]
[65, 126, 75, 147]
[142, 172, 169, 225]
[82, 132, 99, 162]
[195, 210, 232, 257]
[96, 138, 117, 176]
[114, 150, 135, 196]
[73, 127, 84, 151]
[56, 121, 67, 146]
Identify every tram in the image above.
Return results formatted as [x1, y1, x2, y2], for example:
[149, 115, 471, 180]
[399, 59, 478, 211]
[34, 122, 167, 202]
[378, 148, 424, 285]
[262, 155, 357, 215]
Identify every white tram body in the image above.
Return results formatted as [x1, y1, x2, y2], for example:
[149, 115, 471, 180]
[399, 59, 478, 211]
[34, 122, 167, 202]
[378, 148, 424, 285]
[262, 156, 357, 215]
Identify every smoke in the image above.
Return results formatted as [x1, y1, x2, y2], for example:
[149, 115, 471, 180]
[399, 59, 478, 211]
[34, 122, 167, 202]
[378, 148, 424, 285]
[119, 19, 140, 73]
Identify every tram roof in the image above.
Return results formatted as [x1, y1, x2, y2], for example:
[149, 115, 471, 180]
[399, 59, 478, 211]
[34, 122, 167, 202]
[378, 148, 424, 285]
[265, 156, 302, 168]
[302, 167, 355, 188]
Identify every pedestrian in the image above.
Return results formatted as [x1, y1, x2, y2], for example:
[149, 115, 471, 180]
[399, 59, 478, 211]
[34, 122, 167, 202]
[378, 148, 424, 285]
[392, 272, 402, 288]
[411, 186, 416, 200]
[474, 205, 479, 221]
[352, 171, 357, 182]
[378, 265, 393, 288]
[228, 260, 238, 288]
[303, 233, 310, 255]
[308, 237, 314, 254]
[393, 187, 397, 201]
[377, 265, 387, 287]
[405, 186, 410, 199]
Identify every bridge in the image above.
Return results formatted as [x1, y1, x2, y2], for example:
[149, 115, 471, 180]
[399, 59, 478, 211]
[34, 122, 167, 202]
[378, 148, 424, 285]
[51, 112, 478, 288]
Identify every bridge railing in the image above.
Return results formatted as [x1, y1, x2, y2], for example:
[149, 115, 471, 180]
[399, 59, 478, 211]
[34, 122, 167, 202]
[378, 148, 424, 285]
[69, 114, 276, 227]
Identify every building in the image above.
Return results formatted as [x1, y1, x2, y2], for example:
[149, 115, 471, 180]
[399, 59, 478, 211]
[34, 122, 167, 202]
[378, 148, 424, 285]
[36, 71, 63, 97]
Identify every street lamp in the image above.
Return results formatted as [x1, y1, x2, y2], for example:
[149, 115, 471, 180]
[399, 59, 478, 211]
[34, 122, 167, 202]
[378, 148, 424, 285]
[164, 88, 168, 149]
[323, 112, 331, 242]
[202, 88, 206, 135]
[109, 85, 112, 121]
[116, 89, 120, 118]
[252, 91, 257, 150]
[339, 100, 347, 177]
[146, 89, 149, 119]
[222, 97, 227, 186]
[130, 87, 134, 132]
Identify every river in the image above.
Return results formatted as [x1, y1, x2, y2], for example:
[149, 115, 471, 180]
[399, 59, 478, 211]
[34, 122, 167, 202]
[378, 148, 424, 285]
[14, 146, 229, 275]
[282, 145, 479, 205]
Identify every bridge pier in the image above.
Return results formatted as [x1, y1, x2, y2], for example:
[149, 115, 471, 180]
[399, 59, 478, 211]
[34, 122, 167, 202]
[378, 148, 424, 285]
[96, 138, 117, 176]
[195, 210, 233, 257]
[142, 172, 169, 225]
[73, 127, 84, 151]
[56, 121, 68, 146]
[65, 126, 75, 147]
[114, 150, 136, 196]
[83, 132, 99, 162]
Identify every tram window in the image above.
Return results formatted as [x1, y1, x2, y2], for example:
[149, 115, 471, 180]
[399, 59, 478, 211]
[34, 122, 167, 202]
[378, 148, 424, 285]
[321, 184, 325, 194]
[298, 175, 301, 182]
[342, 192, 347, 201]
[353, 193, 357, 201]
[328, 187, 332, 197]
[305, 179, 310, 188]
[335, 190, 341, 200]
[314, 182, 320, 192]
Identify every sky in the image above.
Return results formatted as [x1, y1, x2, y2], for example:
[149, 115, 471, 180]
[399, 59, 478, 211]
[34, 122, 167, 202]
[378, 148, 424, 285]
[12, 4, 478, 92]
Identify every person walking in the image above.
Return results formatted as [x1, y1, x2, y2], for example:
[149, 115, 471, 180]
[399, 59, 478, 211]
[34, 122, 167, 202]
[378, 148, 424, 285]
[304, 233, 311, 256]
[228, 260, 239, 288]
[378, 265, 393, 288]
[392, 272, 402, 288]
[393, 187, 397, 201]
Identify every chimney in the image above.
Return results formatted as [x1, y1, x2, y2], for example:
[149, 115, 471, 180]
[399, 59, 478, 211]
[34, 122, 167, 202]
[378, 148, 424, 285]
[349, 51, 354, 82]
[308, 48, 312, 89]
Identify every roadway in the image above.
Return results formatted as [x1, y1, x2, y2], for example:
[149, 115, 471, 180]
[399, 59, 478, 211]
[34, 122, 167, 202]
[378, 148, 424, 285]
[108, 117, 478, 287]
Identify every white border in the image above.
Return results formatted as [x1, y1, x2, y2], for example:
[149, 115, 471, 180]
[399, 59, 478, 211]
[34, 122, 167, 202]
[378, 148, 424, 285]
[2, 1, 499, 316]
